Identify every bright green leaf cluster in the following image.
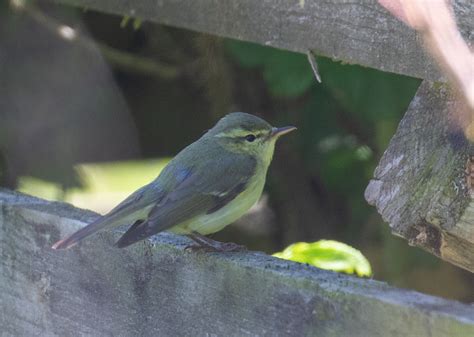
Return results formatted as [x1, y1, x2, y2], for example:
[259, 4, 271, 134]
[273, 240, 372, 277]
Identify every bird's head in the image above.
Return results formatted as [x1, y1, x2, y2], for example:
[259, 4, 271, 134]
[206, 112, 296, 165]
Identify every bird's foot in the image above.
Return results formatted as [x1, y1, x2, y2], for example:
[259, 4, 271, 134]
[185, 233, 247, 252]
[185, 242, 247, 252]
[217, 242, 248, 252]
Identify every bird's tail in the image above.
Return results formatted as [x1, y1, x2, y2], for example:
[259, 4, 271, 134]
[51, 218, 110, 250]
[115, 220, 147, 248]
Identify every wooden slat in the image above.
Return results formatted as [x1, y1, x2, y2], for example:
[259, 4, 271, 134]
[1, 189, 474, 336]
[54, 0, 473, 81]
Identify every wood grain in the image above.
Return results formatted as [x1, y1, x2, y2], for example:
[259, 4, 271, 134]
[1, 189, 473, 336]
[365, 81, 474, 272]
[54, 0, 473, 81]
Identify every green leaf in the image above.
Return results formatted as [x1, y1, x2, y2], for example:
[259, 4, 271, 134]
[120, 15, 130, 28]
[133, 18, 142, 31]
[226, 40, 314, 97]
[273, 240, 372, 277]
[263, 52, 314, 98]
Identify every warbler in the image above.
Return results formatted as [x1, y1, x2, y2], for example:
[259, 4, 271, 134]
[52, 112, 296, 251]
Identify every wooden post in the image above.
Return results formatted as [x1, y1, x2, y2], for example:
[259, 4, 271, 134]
[365, 81, 474, 272]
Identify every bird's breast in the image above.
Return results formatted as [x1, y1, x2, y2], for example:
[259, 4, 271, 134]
[172, 172, 266, 235]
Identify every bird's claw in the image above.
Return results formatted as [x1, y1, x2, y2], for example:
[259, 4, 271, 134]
[184, 242, 247, 253]
[218, 242, 248, 252]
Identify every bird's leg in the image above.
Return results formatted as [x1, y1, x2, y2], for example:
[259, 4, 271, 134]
[185, 232, 247, 252]
[186, 233, 214, 250]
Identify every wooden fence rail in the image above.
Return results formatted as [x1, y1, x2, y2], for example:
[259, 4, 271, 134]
[1, 189, 474, 336]
[54, 0, 473, 81]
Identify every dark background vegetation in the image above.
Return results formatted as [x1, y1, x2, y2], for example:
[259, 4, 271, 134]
[1, 2, 473, 302]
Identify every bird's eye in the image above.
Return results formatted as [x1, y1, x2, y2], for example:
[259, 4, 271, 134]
[245, 134, 256, 142]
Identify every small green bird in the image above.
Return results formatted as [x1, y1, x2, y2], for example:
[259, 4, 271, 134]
[52, 112, 296, 251]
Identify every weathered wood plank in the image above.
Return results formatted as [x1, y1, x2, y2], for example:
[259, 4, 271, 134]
[53, 0, 473, 81]
[1, 189, 473, 337]
[365, 80, 474, 273]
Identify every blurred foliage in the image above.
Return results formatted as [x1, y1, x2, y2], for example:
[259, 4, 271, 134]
[273, 240, 372, 277]
[226, 41, 314, 97]
[18, 159, 169, 214]
[120, 16, 142, 30]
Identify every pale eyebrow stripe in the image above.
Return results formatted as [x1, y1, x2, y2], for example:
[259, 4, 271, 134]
[214, 128, 249, 138]
[214, 129, 268, 138]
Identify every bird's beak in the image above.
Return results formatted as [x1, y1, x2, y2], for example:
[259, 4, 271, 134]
[271, 126, 297, 138]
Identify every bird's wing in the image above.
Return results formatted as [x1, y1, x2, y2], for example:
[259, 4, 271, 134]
[115, 154, 257, 248]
